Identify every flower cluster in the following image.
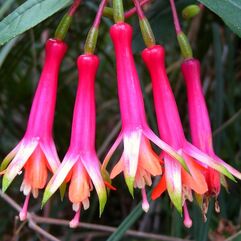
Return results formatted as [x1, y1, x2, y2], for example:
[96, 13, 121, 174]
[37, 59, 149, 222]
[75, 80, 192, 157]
[1, 0, 240, 229]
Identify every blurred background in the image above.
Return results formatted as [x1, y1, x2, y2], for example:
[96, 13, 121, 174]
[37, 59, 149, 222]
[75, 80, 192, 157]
[0, 0, 240, 240]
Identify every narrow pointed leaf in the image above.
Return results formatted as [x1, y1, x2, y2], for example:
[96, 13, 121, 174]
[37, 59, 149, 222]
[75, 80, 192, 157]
[0, 0, 72, 45]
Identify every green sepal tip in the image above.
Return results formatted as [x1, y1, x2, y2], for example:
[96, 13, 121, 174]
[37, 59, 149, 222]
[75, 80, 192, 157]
[125, 176, 135, 198]
[220, 174, 229, 192]
[2, 175, 11, 193]
[167, 185, 182, 215]
[59, 182, 67, 201]
[98, 190, 107, 217]
[41, 189, 53, 209]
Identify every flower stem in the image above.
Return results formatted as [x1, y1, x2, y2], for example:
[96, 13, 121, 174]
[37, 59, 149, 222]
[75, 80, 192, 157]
[169, 0, 181, 34]
[133, 0, 155, 48]
[113, 0, 124, 23]
[84, 0, 108, 54]
[55, 0, 82, 40]
[169, 0, 193, 59]
[68, 0, 81, 16]
[125, 0, 150, 18]
[103, 0, 151, 19]
[93, 0, 108, 28]
[133, 0, 145, 19]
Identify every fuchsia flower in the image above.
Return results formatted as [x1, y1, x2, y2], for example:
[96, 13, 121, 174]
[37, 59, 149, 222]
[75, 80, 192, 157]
[43, 54, 107, 228]
[182, 59, 241, 213]
[102, 22, 188, 212]
[0, 39, 67, 220]
[141, 45, 239, 227]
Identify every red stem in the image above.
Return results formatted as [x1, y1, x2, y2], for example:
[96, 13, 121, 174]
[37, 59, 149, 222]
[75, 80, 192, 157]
[93, 0, 108, 28]
[132, 0, 145, 19]
[68, 0, 82, 16]
[125, 0, 150, 18]
[169, 0, 182, 34]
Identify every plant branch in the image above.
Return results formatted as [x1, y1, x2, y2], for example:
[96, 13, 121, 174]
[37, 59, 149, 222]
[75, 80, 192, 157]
[0, 190, 191, 241]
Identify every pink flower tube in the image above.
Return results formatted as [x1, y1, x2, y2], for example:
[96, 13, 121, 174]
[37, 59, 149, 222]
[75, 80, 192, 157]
[182, 59, 241, 211]
[142, 45, 241, 225]
[1, 39, 67, 221]
[102, 22, 187, 212]
[43, 54, 107, 228]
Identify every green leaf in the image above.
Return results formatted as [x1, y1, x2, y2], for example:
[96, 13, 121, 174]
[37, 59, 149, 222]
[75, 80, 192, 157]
[198, 0, 241, 37]
[0, 37, 20, 68]
[0, 0, 72, 46]
[106, 200, 144, 241]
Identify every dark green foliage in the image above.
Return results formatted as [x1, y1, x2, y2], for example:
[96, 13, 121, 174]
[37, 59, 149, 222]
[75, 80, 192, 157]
[0, 0, 241, 240]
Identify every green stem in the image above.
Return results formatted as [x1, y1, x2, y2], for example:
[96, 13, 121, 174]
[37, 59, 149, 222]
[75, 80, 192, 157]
[54, 0, 81, 40]
[139, 17, 156, 47]
[177, 32, 193, 59]
[84, 27, 99, 54]
[133, 0, 155, 48]
[54, 14, 73, 40]
[113, 0, 124, 23]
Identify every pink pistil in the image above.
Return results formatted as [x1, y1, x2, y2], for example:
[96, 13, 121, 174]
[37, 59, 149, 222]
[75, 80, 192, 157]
[141, 188, 149, 212]
[19, 193, 31, 221]
[183, 202, 192, 228]
[69, 208, 81, 228]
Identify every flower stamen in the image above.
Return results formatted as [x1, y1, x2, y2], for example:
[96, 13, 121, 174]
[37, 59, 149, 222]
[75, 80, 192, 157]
[69, 206, 81, 228]
[141, 188, 149, 212]
[183, 202, 192, 228]
[19, 193, 31, 221]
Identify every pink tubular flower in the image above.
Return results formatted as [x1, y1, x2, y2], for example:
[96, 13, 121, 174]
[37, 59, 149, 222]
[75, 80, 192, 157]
[141, 45, 238, 226]
[182, 58, 241, 213]
[43, 54, 107, 228]
[102, 22, 188, 212]
[0, 39, 67, 221]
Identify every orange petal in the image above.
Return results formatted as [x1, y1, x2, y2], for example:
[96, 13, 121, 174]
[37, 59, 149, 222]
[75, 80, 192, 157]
[65, 168, 73, 183]
[24, 146, 48, 190]
[151, 175, 166, 200]
[110, 157, 124, 179]
[69, 162, 91, 204]
[139, 137, 162, 176]
[182, 155, 208, 194]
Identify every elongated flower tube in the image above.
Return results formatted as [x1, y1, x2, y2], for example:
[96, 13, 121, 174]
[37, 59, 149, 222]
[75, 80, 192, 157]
[0, 39, 67, 221]
[183, 59, 220, 198]
[167, 0, 241, 219]
[102, 22, 188, 212]
[141, 45, 237, 225]
[182, 59, 241, 214]
[43, 54, 107, 228]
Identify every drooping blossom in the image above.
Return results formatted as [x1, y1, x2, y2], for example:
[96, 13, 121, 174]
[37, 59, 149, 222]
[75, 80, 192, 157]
[142, 45, 238, 227]
[182, 58, 241, 216]
[43, 54, 107, 228]
[102, 22, 188, 212]
[0, 39, 67, 220]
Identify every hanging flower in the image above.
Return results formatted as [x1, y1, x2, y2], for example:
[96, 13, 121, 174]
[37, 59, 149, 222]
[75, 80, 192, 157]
[142, 44, 239, 227]
[182, 58, 241, 217]
[43, 54, 107, 228]
[0, 39, 67, 220]
[102, 22, 188, 212]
